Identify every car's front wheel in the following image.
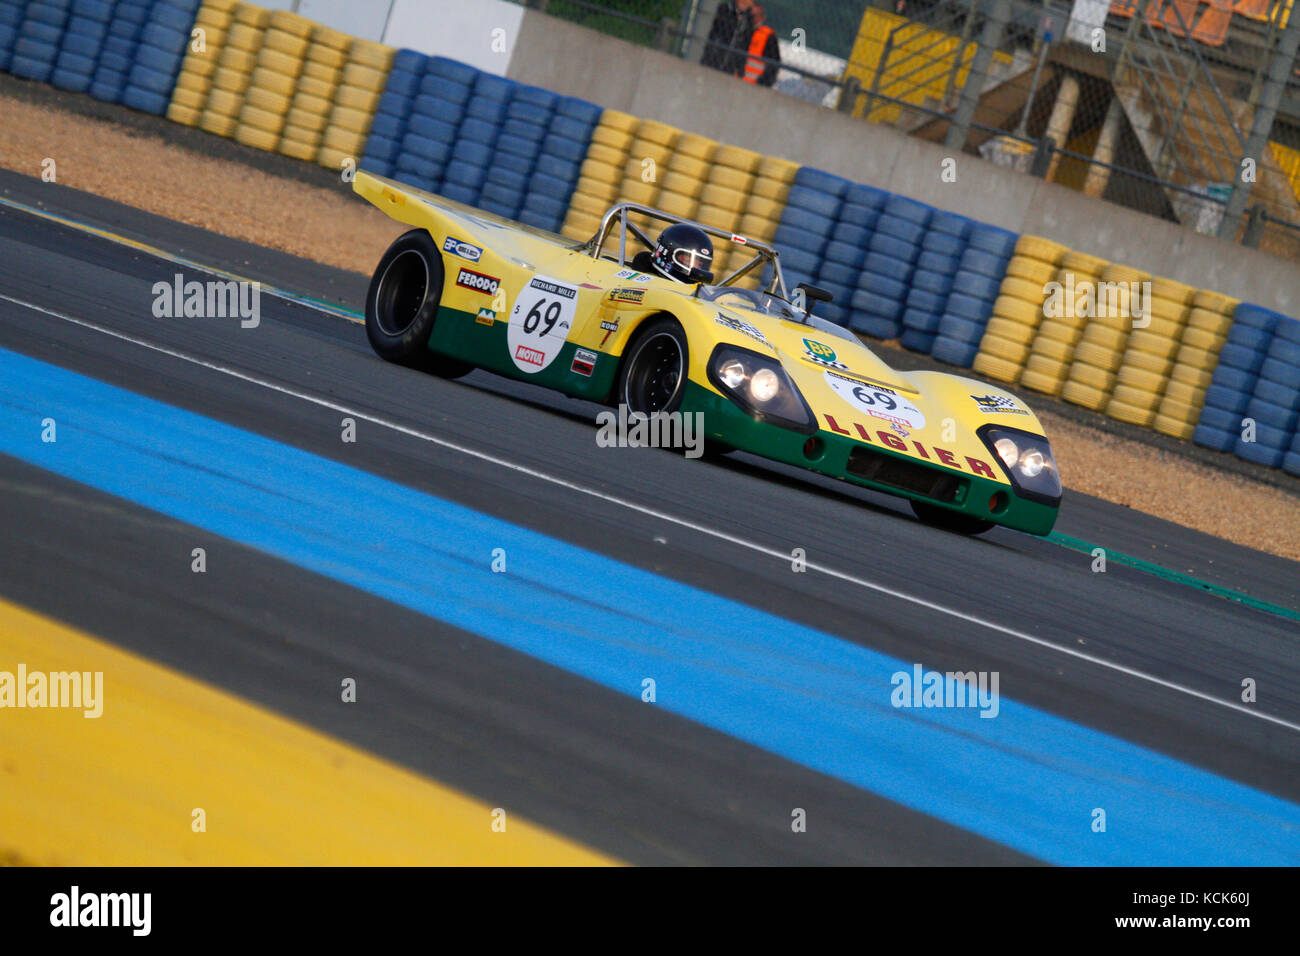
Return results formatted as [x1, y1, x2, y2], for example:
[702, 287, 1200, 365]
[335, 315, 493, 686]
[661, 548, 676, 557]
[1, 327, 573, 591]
[365, 229, 472, 378]
[619, 317, 688, 415]
[910, 500, 994, 536]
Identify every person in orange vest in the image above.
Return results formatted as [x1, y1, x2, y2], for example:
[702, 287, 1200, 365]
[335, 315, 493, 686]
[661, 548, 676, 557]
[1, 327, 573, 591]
[741, 4, 780, 87]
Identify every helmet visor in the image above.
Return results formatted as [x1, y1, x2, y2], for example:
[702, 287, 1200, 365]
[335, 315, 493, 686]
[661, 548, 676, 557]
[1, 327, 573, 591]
[671, 246, 713, 279]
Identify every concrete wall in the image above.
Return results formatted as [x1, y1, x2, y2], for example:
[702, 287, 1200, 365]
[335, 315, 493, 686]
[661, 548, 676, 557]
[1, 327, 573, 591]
[381, 0, 522, 75]
[505, 10, 1299, 316]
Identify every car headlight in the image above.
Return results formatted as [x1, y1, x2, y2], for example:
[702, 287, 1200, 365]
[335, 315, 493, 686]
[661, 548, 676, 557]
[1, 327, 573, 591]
[750, 368, 780, 403]
[979, 425, 1062, 504]
[707, 345, 815, 433]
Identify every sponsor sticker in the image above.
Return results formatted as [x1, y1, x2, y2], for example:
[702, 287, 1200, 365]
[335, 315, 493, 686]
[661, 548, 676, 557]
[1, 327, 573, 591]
[507, 274, 579, 373]
[475, 307, 496, 326]
[971, 393, 1029, 415]
[613, 269, 643, 280]
[824, 369, 926, 431]
[801, 337, 848, 370]
[571, 348, 597, 377]
[456, 268, 500, 296]
[731, 234, 748, 245]
[715, 311, 768, 346]
[609, 287, 646, 304]
[443, 237, 483, 262]
[600, 318, 619, 347]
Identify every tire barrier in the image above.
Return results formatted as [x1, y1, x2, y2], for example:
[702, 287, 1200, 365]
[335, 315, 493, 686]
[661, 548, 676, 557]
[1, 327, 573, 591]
[3, 0, 1297, 473]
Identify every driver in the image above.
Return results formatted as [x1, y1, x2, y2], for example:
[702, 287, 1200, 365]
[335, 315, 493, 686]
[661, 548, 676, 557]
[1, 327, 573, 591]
[630, 223, 715, 285]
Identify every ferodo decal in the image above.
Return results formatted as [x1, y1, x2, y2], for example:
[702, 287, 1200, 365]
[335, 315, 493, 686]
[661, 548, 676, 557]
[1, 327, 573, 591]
[456, 268, 500, 296]
[801, 338, 848, 370]
[443, 236, 483, 262]
[971, 393, 1029, 415]
[715, 311, 767, 346]
[824, 370, 926, 431]
[609, 287, 645, 304]
[824, 414, 997, 479]
[571, 348, 597, 377]
[508, 275, 578, 373]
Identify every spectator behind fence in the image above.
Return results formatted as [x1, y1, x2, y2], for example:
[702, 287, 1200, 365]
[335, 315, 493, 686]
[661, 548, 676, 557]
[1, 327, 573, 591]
[741, 4, 780, 87]
[702, 0, 755, 77]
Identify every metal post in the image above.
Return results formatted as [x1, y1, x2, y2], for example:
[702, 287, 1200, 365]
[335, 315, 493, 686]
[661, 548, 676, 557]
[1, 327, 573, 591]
[944, 0, 1011, 152]
[838, 75, 862, 115]
[1242, 204, 1268, 248]
[866, 32, 896, 121]
[1043, 72, 1080, 180]
[1083, 96, 1126, 197]
[1216, 6, 1300, 240]
[942, 0, 981, 108]
[691, 0, 721, 65]
[1015, 36, 1052, 137]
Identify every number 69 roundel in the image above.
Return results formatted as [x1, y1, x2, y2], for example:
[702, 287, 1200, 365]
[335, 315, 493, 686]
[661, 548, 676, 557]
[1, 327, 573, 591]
[508, 275, 579, 373]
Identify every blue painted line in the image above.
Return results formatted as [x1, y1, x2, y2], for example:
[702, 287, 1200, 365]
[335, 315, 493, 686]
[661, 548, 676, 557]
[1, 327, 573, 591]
[0, 345, 1296, 865]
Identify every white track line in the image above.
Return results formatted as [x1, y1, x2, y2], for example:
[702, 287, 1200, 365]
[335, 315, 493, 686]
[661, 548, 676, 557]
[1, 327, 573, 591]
[3, 290, 1297, 735]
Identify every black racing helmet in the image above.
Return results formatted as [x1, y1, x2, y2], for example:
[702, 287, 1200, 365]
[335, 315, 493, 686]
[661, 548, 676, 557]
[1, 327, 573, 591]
[650, 224, 714, 285]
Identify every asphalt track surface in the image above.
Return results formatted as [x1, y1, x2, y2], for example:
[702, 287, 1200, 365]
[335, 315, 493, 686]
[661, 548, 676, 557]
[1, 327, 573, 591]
[1, 172, 1298, 865]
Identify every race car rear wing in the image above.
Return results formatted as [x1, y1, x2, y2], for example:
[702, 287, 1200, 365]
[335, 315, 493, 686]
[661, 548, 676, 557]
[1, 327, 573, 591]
[585, 202, 790, 301]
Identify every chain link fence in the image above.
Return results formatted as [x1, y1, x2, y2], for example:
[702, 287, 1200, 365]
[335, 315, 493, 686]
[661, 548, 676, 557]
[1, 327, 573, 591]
[514, 0, 1300, 263]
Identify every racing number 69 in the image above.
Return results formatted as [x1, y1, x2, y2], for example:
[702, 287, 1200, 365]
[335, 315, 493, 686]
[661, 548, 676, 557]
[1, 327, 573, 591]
[852, 385, 897, 411]
[523, 298, 562, 336]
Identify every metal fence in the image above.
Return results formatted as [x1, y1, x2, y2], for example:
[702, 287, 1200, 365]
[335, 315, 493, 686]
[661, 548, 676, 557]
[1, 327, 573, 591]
[516, 0, 1300, 264]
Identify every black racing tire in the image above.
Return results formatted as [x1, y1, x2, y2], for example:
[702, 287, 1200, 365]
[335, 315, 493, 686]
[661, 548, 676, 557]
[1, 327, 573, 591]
[619, 317, 689, 416]
[910, 500, 995, 536]
[365, 229, 472, 379]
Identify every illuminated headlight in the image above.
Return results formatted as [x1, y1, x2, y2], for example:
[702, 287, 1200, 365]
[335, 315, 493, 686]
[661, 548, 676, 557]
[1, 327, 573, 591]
[707, 345, 815, 434]
[750, 368, 780, 403]
[719, 359, 746, 389]
[979, 425, 1062, 505]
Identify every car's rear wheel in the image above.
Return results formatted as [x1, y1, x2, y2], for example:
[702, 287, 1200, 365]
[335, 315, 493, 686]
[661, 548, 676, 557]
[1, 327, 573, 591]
[365, 229, 472, 378]
[910, 500, 995, 536]
[620, 318, 688, 415]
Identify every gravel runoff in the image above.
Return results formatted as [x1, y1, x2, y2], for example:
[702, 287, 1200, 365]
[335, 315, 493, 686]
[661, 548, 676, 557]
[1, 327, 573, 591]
[0, 81, 1297, 562]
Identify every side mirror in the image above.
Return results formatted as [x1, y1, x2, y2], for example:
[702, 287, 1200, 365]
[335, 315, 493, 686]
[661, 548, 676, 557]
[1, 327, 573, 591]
[797, 283, 834, 304]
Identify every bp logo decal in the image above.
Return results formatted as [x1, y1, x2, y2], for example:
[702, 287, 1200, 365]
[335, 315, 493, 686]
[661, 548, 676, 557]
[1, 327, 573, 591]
[802, 338, 847, 370]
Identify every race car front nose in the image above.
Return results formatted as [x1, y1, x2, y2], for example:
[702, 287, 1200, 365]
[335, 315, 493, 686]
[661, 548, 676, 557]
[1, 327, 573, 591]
[707, 345, 816, 434]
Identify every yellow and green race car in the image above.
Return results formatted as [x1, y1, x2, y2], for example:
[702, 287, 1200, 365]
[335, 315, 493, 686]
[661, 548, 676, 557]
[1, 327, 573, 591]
[354, 170, 1062, 536]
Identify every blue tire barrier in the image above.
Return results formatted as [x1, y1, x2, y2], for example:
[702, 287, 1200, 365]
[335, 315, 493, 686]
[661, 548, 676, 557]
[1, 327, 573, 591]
[931, 335, 980, 367]
[1215, 342, 1266, 374]
[541, 133, 587, 164]
[929, 210, 973, 238]
[1252, 377, 1300, 410]
[1245, 397, 1299, 432]
[905, 287, 946, 315]
[1258, 356, 1300, 386]
[921, 230, 965, 256]
[953, 271, 1002, 302]
[958, 247, 1007, 278]
[845, 183, 887, 208]
[1232, 303, 1282, 333]
[873, 213, 926, 247]
[784, 185, 841, 219]
[428, 55, 477, 86]
[838, 203, 880, 230]
[911, 269, 955, 297]
[859, 251, 912, 285]
[831, 220, 872, 246]
[967, 224, 1017, 257]
[773, 223, 828, 256]
[1192, 424, 1237, 453]
[1201, 383, 1251, 415]
[384, 66, 420, 98]
[916, 250, 959, 274]
[899, 328, 938, 353]
[824, 240, 866, 269]
[1234, 441, 1286, 468]
[794, 166, 850, 197]
[883, 194, 932, 225]
[855, 272, 908, 302]
[945, 291, 994, 322]
[817, 261, 858, 288]
[867, 231, 919, 262]
[1264, 338, 1300, 367]
[1223, 323, 1272, 353]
